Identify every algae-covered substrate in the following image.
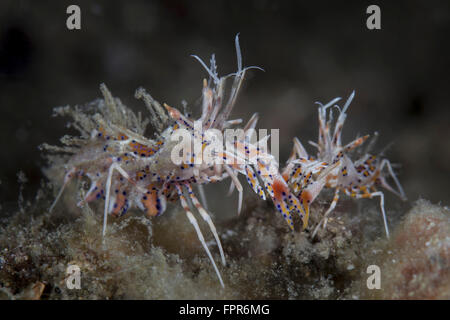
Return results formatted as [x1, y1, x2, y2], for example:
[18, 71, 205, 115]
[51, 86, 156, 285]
[0, 178, 448, 299]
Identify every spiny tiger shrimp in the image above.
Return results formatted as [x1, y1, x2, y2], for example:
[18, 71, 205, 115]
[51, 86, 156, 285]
[282, 92, 406, 238]
[42, 35, 293, 288]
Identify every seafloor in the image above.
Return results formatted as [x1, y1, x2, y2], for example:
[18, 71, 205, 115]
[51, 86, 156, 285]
[0, 178, 448, 299]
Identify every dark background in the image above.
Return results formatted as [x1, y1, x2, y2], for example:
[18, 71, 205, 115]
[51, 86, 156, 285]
[0, 0, 449, 212]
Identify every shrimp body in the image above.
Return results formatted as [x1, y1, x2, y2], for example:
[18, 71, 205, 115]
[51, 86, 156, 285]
[43, 35, 287, 288]
[283, 92, 406, 238]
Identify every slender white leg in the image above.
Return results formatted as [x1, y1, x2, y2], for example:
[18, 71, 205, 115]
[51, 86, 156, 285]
[49, 167, 76, 213]
[196, 184, 209, 210]
[186, 183, 226, 266]
[353, 191, 389, 239]
[175, 184, 224, 288]
[380, 159, 407, 201]
[103, 162, 133, 237]
[223, 165, 243, 215]
[370, 191, 389, 239]
[227, 179, 235, 196]
[312, 189, 340, 239]
[49, 182, 67, 213]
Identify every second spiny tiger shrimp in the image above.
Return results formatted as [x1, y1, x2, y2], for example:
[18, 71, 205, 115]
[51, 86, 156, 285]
[282, 92, 406, 238]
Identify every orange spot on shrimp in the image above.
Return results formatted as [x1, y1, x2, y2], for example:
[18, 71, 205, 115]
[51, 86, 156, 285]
[299, 190, 312, 229]
[111, 192, 126, 217]
[272, 178, 288, 201]
[142, 187, 159, 217]
[129, 141, 158, 157]
[117, 133, 128, 141]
